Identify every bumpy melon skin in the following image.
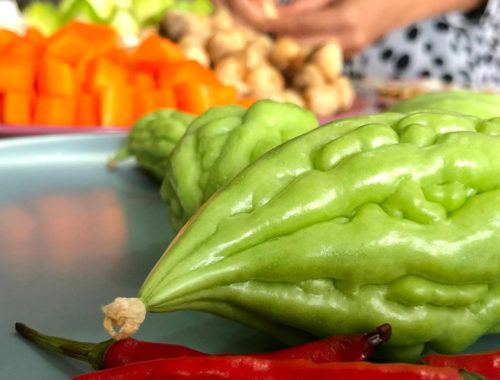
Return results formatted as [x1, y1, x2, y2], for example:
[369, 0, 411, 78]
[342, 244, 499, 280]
[112, 109, 195, 181]
[161, 100, 319, 232]
[140, 111, 500, 362]
[388, 90, 500, 119]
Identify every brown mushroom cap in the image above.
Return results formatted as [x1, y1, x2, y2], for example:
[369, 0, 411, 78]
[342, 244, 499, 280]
[211, 9, 235, 32]
[215, 55, 247, 85]
[160, 11, 212, 43]
[246, 65, 285, 96]
[270, 37, 309, 73]
[293, 63, 326, 89]
[334, 76, 355, 111]
[282, 89, 305, 107]
[304, 84, 341, 117]
[207, 31, 247, 63]
[312, 42, 343, 82]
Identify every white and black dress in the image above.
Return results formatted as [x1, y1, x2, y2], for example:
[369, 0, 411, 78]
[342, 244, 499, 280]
[344, 0, 500, 89]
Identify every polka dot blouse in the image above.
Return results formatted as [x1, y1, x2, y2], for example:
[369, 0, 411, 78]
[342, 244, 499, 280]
[344, 0, 500, 88]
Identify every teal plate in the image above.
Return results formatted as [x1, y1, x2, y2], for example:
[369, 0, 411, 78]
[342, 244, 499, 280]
[0, 134, 283, 379]
[1, 134, 499, 379]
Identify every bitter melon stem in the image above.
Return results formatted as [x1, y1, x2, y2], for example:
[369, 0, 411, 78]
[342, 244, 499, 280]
[102, 297, 146, 340]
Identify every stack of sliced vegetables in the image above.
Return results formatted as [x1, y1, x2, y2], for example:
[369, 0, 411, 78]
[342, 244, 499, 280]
[0, 21, 240, 128]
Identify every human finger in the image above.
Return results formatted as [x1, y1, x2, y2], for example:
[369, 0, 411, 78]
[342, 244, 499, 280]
[278, 0, 335, 15]
[264, 8, 342, 35]
[292, 29, 369, 59]
[227, 0, 270, 28]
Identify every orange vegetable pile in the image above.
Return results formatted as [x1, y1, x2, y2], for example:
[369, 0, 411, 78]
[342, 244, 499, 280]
[0, 22, 243, 127]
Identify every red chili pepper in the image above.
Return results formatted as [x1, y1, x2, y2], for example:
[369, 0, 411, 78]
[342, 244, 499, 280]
[71, 356, 486, 380]
[420, 349, 500, 380]
[15, 322, 390, 369]
[252, 323, 391, 363]
[15, 323, 204, 370]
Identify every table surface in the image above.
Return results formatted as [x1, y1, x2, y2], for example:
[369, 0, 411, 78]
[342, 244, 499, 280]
[1, 133, 500, 380]
[0, 134, 282, 379]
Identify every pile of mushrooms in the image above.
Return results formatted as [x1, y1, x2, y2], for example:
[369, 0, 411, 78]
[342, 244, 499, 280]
[160, 9, 355, 117]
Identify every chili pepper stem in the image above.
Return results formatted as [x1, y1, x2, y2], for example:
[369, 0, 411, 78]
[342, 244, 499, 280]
[15, 322, 113, 370]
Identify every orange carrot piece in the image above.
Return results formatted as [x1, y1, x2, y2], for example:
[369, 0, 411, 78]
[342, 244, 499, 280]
[132, 34, 184, 73]
[211, 85, 237, 107]
[159, 60, 220, 88]
[103, 48, 133, 67]
[33, 96, 76, 126]
[99, 86, 135, 127]
[25, 27, 46, 46]
[135, 88, 176, 118]
[74, 56, 90, 90]
[86, 58, 131, 93]
[0, 59, 35, 92]
[237, 97, 260, 109]
[46, 21, 117, 65]
[0, 29, 21, 54]
[3, 39, 38, 61]
[154, 88, 176, 109]
[46, 30, 89, 65]
[24, 28, 46, 58]
[38, 56, 77, 97]
[76, 93, 97, 126]
[175, 82, 212, 115]
[1, 92, 33, 125]
[65, 21, 117, 52]
[133, 71, 156, 91]
[135, 92, 157, 118]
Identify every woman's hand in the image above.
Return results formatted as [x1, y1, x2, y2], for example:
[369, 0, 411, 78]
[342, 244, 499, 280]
[214, 0, 485, 59]
[211, 0, 269, 29]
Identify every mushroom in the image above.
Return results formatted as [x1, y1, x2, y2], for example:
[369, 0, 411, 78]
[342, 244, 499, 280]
[160, 11, 212, 43]
[246, 65, 285, 96]
[304, 84, 341, 117]
[235, 25, 257, 44]
[236, 45, 269, 71]
[248, 34, 274, 57]
[207, 30, 247, 63]
[269, 37, 309, 73]
[293, 63, 326, 89]
[282, 89, 305, 107]
[214, 55, 247, 85]
[311, 41, 343, 82]
[211, 8, 235, 32]
[178, 36, 210, 66]
[334, 76, 355, 111]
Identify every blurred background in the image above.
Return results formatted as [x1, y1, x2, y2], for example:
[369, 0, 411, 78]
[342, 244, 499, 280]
[0, 0, 498, 131]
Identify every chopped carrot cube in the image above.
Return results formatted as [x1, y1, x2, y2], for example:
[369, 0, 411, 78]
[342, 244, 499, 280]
[1, 92, 33, 125]
[99, 86, 135, 127]
[154, 88, 176, 109]
[0, 59, 35, 92]
[86, 58, 131, 93]
[175, 82, 213, 115]
[159, 60, 220, 88]
[33, 95, 76, 126]
[237, 97, 259, 109]
[76, 93, 97, 126]
[0, 29, 21, 55]
[133, 71, 156, 91]
[38, 56, 77, 97]
[132, 34, 184, 74]
[211, 85, 237, 107]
